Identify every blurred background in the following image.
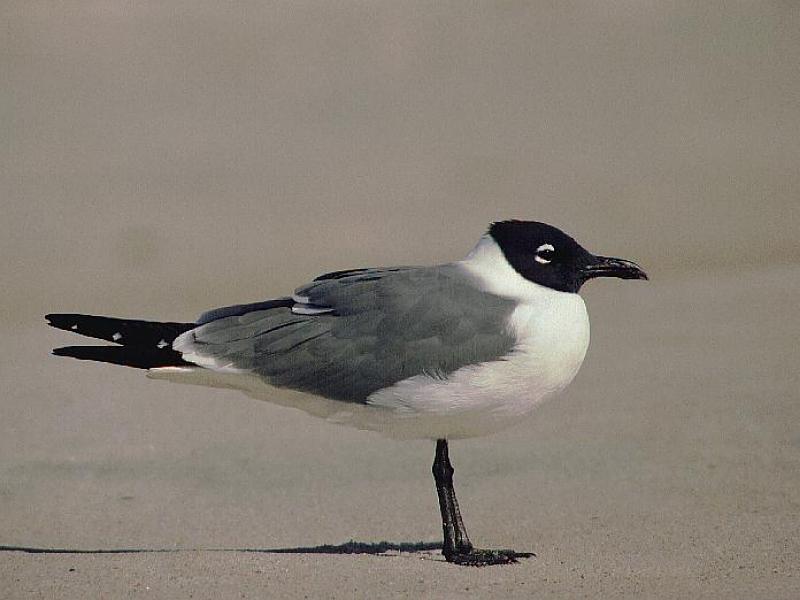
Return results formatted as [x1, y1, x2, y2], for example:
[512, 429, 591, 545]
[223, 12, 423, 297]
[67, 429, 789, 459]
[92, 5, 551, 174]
[3, 1, 798, 322]
[2, 2, 798, 597]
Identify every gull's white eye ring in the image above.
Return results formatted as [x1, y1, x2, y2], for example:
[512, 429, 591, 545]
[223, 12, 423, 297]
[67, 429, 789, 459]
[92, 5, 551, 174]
[535, 243, 555, 264]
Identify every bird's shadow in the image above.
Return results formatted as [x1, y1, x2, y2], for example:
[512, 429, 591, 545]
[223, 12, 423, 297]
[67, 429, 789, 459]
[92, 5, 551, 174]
[0, 540, 441, 557]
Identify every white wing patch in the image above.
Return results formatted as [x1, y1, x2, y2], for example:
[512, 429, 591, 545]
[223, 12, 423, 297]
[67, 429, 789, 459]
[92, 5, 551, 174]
[291, 305, 334, 315]
[290, 293, 333, 315]
[172, 329, 247, 373]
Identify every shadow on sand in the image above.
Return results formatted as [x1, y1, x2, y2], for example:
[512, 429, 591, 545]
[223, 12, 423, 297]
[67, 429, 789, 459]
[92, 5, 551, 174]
[0, 540, 441, 556]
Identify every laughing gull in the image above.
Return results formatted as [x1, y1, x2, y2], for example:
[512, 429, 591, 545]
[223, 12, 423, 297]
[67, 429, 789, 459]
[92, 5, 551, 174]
[47, 220, 647, 566]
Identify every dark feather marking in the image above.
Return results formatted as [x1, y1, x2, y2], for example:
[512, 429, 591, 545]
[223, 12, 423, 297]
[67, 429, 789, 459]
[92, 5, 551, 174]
[196, 298, 293, 324]
[52, 346, 191, 369]
[46, 313, 193, 347]
[313, 268, 370, 281]
[48, 313, 196, 370]
[313, 267, 409, 282]
[270, 330, 330, 355]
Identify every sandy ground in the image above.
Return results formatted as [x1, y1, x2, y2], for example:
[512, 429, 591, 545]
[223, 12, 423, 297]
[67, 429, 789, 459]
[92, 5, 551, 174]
[2, 2, 799, 598]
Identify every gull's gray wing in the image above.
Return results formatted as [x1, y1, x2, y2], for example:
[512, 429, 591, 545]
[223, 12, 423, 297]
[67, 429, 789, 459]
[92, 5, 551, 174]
[173, 265, 516, 403]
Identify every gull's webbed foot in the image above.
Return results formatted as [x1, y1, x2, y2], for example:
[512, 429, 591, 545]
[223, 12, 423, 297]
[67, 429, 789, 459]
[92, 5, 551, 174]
[445, 546, 535, 566]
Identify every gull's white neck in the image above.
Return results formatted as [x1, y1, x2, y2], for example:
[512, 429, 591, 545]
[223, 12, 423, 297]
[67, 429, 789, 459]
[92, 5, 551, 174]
[457, 234, 591, 400]
[457, 235, 569, 304]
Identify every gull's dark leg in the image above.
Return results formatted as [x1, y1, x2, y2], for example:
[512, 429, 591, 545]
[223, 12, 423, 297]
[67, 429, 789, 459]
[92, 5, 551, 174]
[433, 439, 473, 557]
[432, 439, 534, 566]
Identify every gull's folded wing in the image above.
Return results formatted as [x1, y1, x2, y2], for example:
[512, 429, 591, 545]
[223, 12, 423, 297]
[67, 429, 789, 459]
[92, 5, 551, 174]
[174, 266, 517, 403]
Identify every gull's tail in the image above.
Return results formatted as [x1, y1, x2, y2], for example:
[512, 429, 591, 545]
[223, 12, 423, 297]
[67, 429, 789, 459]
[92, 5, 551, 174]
[46, 313, 195, 369]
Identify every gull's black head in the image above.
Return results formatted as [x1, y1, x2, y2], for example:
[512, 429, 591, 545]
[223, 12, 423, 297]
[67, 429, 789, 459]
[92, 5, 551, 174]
[488, 220, 648, 293]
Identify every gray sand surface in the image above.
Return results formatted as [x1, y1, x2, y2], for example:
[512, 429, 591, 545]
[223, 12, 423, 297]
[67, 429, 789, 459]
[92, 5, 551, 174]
[3, 271, 799, 598]
[2, 2, 798, 598]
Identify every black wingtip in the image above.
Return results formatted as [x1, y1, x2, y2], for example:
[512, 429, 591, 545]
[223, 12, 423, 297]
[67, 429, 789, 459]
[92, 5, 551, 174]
[46, 313, 99, 339]
[52, 346, 112, 361]
[46, 313, 89, 334]
[45, 313, 194, 346]
[52, 345, 190, 369]
[45, 313, 71, 328]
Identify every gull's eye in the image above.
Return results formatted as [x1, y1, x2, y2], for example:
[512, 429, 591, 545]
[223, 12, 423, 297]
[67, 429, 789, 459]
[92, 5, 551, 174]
[535, 243, 555, 264]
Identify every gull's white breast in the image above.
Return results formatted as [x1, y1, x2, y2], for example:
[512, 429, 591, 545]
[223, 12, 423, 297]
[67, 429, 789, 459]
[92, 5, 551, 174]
[365, 290, 589, 439]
